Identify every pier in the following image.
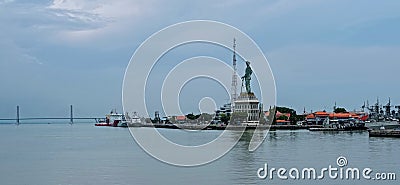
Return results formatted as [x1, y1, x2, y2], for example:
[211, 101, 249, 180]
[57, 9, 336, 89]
[369, 129, 400, 138]
[133, 123, 324, 130]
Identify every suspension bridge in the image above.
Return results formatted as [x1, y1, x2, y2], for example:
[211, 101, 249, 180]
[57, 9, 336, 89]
[0, 105, 104, 124]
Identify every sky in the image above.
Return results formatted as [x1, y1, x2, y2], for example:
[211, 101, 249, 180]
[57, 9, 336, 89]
[1, 0, 400, 118]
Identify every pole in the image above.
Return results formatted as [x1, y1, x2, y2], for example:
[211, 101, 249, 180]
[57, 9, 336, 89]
[70, 105, 73, 124]
[16, 105, 20, 125]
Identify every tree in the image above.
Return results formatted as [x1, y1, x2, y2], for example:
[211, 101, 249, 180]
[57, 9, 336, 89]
[145, 118, 152, 123]
[277, 115, 289, 120]
[275, 106, 305, 125]
[334, 107, 347, 113]
[276, 107, 294, 114]
[199, 113, 213, 121]
[169, 116, 176, 123]
[231, 112, 248, 124]
[219, 113, 230, 124]
[186, 113, 200, 120]
[261, 106, 275, 125]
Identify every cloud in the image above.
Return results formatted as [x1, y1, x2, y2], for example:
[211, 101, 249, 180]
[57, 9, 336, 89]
[0, 0, 158, 45]
[0, 0, 14, 5]
[1, 0, 400, 117]
[44, 0, 158, 43]
[46, 0, 111, 28]
[0, 35, 42, 65]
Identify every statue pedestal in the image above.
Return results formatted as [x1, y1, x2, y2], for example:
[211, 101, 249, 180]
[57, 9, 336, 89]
[233, 92, 260, 126]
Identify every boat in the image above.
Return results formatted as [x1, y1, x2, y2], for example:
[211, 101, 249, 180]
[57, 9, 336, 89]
[125, 112, 143, 127]
[365, 120, 400, 130]
[309, 117, 367, 131]
[94, 122, 111, 126]
[95, 109, 128, 127]
[364, 98, 400, 130]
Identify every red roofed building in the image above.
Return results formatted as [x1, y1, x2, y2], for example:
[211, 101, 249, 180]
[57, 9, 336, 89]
[175, 115, 186, 124]
[305, 111, 329, 125]
[265, 110, 292, 125]
[315, 111, 330, 117]
[276, 120, 291, 125]
[276, 111, 291, 119]
[305, 110, 366, 125]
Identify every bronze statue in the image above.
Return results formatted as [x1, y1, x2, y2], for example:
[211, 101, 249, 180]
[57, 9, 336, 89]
[242, 61, 252, 94]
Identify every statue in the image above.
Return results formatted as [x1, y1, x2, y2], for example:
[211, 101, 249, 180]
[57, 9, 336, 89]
[242, 61, 253, 94]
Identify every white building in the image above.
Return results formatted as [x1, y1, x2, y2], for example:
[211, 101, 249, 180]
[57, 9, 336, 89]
[234, 92, 260, 126]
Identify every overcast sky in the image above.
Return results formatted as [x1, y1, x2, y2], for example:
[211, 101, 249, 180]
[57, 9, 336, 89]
[1, 0, 400, 118]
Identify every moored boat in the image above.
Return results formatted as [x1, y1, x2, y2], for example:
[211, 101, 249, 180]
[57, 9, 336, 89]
[125, 112, 144, 127]
[95, 122, 111, 126]
[308, 117, 367, 131]
[365, 120, 400, 130]
[95, 109, 127, 127]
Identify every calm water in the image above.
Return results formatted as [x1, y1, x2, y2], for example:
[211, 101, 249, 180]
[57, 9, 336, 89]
[0, 123, 399, 185]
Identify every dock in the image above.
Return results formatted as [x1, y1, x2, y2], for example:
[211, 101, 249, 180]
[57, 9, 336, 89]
[368, 129, 400, 138]
[131, 124, 324, 130]
[309, 128, 341, 131]
[309, 126, 368, 131]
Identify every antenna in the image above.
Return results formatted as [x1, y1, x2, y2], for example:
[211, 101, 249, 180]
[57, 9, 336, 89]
[384, 97, 392, 117]
[333, 101, 337, 112]
[361, 101, 366, 112]
[231, 38, 238, 110]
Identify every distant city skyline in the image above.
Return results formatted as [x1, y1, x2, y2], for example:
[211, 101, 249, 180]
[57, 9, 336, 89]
[1, 0, 400, 118]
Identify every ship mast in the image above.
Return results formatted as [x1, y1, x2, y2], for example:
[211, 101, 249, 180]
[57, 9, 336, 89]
[231, 38, 238, 110]
[384, 97, 392, 117]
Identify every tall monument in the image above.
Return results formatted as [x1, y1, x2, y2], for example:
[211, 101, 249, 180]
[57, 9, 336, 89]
[242, 61, 252, 94]
[234, 61, 261, 126]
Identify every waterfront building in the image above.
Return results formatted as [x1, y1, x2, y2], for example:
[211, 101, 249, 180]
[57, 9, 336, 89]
[234, 92, 260, 126]
[212, 103, 232, 124]
[305, 111, 364, 125]
[175, 115, 186, 124]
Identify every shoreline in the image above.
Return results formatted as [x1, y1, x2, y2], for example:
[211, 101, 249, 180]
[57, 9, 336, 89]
[130, 124, 326, 130]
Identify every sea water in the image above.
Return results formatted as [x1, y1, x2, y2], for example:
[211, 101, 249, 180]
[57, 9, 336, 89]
[0, 123, 398, 185]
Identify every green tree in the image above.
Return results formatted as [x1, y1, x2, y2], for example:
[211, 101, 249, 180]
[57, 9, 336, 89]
[199, 113, 213, 121]
[277, 115, 289, 120]
[334, 107, 347, 113]
[231, 112, 248, 124]
[275, 106, 306, 125]
[276, 107, 294, 114]
[186, 113, 200, 120]
[219, 113, 230, 124]
[169, 116, 176, 123]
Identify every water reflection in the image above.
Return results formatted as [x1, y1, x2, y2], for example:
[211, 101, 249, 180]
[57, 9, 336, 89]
[225, 130, 400, 185]
[227, 130, 260, 184]
[1, 125, 399, 185]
